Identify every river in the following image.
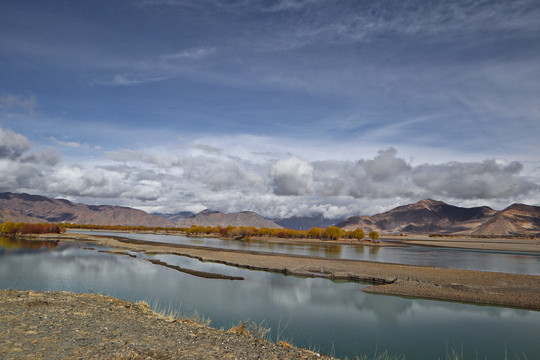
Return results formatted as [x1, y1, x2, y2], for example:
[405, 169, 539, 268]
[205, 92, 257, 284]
[1, 236, 539, 359]
[71, 230, 540, 275]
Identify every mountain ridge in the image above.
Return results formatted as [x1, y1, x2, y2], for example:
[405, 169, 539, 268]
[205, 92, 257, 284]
[176, 210, 282, 229]
[1, 192, 539, 235]
[0, 192, 173, 227]
[336, 199, 539, 236]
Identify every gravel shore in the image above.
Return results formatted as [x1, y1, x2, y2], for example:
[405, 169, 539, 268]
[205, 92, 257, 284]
[0, 289, 333, 360]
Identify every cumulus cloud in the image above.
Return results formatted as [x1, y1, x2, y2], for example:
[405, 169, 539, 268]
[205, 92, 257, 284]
[0, 128, 62, 193]
[308, 148, 539, 202]
[412, 160, 536, 199]
[1, 126, 539, 218]
[270, 156, 314, 196]
[0, 128, 30, 160]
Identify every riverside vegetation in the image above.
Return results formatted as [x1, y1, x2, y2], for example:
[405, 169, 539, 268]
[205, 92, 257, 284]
[1, 221, 379, 242]
[0, 221, 64, 235]
[2, 223, 540, 358]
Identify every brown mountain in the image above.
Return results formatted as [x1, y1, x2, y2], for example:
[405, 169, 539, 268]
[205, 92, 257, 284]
[471, 203, 540, 236]
[177, 210, 282, 229]
[0, 192, 173, 227]
[337, 199, 499, 234]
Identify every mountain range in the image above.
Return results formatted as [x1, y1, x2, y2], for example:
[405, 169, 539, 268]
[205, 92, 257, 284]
[174, 209, 282, 229]
[273, 216, 344, 230]
[0, 192, 173, 227]
[336, 199, 540, 236]
[1, 192, 539, 236]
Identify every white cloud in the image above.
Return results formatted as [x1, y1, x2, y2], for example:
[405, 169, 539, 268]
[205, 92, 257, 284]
[162, 47, 216, 61]
[107, 74, 168, 86]
[270, 156, 314, 196]
[1, 126, 539, 218]
[193, 143, 222, 155]
[49, 136, 82, 148]
[0, 128, 31, 160]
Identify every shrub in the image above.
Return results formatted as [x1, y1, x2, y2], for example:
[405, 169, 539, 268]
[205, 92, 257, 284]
[350, 229, 365, 240]
[286, 229, 298, 238]
[0, 222, 63, 235]
[323, 226, 343, 240]
[0, 221, 17, 234]
[368, 231, 380, 241]
[307, 227, 323, 239]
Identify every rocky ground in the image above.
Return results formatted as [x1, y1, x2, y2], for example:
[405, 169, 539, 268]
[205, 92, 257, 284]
[0, 290, 333, 360]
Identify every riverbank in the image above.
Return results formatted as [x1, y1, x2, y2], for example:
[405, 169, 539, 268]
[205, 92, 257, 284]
[35, 233, 540, 310]
[386, 234, 540, 253]
[0, 289, 331, 359]
[67, 228, 401, 247]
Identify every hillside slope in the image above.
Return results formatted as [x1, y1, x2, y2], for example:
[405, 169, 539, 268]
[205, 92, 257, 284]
[337, 199, 496, 234]
[0, 192, 173, 227]
[177, 210, 282, 229]
[471, 203, 540, 236]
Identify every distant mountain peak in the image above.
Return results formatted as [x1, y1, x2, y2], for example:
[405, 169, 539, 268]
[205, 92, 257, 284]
[504, 203, 540, 213]
[413, 199, 446, 209]
[335, 199, 539, 236]
[177, 210, 281, 228]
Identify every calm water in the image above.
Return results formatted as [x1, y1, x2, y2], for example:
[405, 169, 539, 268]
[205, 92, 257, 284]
[71, 230, 540, 275]
[1, 237, 539, 359]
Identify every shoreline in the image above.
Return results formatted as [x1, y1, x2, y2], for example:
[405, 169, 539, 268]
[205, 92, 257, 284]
[385, 234, 540, 253]
[67, 228, 402, 247]
[65, 228, 540, 252]
[29, 232, 540, 310]
[0, 289, 332, 359]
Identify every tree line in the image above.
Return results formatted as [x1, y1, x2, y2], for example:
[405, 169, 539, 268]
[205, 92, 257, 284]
[0, 222, 65, 235]
[1, 221, 380, 241]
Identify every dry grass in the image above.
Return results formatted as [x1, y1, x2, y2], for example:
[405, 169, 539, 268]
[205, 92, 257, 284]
[228, 320, 271, 341]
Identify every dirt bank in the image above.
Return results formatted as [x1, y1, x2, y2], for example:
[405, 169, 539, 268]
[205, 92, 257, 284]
[38, 233, 540, 310]
[386, 235, 540, 253]
[0, 290, 331, 360]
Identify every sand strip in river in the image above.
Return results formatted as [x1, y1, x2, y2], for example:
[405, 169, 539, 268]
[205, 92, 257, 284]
[25, 233, 540, 310]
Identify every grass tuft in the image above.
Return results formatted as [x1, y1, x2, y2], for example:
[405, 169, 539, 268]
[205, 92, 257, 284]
[228, 320, 272, 341]
[143, 299, 211, 325]
[353, 347, 405, 360]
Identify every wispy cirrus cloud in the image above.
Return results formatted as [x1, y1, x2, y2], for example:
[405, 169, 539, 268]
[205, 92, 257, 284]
[0, 93, 37, 117]
[2, 1, 538, 217]
[162, 47, 217, 61]
[94, 46, 217, 86]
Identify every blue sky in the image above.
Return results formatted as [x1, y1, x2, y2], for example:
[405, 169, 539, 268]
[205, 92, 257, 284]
[1, 0, 539, 218]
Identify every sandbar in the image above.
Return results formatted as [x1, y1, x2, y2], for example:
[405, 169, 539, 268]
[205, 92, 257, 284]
[29, 232, 540, 310]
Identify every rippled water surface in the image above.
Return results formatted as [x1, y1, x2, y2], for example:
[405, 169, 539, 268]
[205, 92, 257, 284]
[1, 236, 539, 359]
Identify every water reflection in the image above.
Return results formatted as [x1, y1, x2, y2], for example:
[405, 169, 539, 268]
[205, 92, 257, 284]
[1, 241, 539, 360]
[324, 244, 342, 257]
[70, 230, 540, 275]
[368, 246, 380, 257]
[0, 236, 58, 251]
